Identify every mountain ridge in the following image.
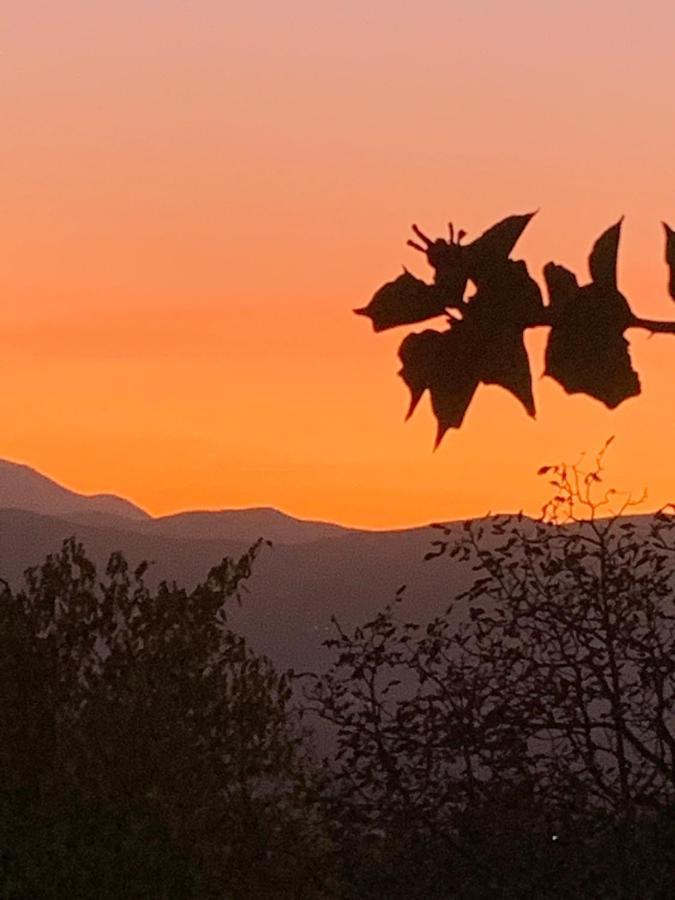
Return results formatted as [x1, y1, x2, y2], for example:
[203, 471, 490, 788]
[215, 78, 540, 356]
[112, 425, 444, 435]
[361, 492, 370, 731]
[0, 504, 445, 672]
[0, 457, 445, 544]
[0, 459, 661, 674]
[0, 459, 149, 521]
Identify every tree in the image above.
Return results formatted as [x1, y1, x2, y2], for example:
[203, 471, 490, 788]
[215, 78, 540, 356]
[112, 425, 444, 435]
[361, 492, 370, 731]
[356, 215, 675, 445]
[0, 539, 329, 899]
[5, 455, 675, 896]
[309, 446, 675, 896]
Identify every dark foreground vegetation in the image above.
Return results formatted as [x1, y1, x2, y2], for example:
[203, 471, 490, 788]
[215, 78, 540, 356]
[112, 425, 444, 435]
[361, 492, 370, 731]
[2, 458, 675, 898]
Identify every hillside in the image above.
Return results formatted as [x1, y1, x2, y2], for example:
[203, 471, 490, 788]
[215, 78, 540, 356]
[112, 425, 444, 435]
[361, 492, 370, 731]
[0, 459, 149, 520]
[0, 503, 465, 672]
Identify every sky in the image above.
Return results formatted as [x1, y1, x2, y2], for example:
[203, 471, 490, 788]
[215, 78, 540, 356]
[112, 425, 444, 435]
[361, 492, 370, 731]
[1, 1, 675, 528]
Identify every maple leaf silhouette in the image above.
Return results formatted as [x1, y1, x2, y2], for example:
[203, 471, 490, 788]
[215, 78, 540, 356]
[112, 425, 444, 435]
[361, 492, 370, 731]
[588, 217, 622, 289]
[398, 256, 541, 446]
[460, 259, 540, 414]
[544, 219, 640, 408]
[356, 210, 675, 445]
[465, 212, 537, 284]
[399, 328, 479, 444]
[355, 213, 536, 333]
[542, 263, 578, 316]
[354, 271, 447, 332]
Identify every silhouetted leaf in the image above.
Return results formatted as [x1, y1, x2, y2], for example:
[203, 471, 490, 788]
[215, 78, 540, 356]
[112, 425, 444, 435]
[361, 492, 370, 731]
[480, 326, 535, 417]
[466, 212, 537, 279]
[419, 330, 480, 444]
[471, 258, 544, 324]
[359, 213, 539, 337]
[360, 212, 675, 439]
[460, 260, 540, 417]
[398, 328, 479, 443]
[543, 263, 579, 315]
[399, 266, 539, 443]
[545, 221, 639, 408]
[545, 284, 638, 407]
[588, 218, 622, 290]
[664, 222, 675, 301]
[398, 329, 446, 419]
[354, 271, 447, 332]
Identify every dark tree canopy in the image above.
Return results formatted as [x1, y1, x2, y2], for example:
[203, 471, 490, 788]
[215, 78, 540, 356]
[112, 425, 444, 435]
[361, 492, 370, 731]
[356, 214, 675, 445]
[0, 539, 325, 898]
[307, 450, 675, 896]
[3, 461, 675, 895]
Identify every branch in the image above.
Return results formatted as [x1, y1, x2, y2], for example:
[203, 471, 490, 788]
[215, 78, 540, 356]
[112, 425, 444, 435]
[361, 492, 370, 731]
[526, 310, 675, 335]
[630, 317, 675, 335]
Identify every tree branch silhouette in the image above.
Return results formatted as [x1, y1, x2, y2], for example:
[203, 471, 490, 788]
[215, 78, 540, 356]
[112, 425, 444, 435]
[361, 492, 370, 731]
[356, 214, 675, 443]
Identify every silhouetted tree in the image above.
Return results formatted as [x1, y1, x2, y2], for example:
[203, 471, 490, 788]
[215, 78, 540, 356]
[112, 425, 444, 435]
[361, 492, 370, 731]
[0, 539, 330, 899]
[5, 456, 675, 896]
[309, 445, 675, 896]
[356, 215, 675, 445]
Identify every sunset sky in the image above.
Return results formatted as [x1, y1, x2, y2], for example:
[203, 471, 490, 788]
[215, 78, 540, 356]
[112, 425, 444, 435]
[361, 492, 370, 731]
[2, 1, 675, 528]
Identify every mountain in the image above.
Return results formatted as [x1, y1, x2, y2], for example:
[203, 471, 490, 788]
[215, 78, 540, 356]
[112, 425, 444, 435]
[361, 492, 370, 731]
[0, 459, 354, 545]
[145, 508, 354, 545]
[0, 459, 149, 520]
[1, 459, 658, 676]
[0, 506, 452, 673]
[0, 457, 460, 673]
[0, 458, 522, 674]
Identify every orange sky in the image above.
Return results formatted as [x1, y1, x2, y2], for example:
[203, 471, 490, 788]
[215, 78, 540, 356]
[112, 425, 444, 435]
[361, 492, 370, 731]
[1, 1, 675, 528]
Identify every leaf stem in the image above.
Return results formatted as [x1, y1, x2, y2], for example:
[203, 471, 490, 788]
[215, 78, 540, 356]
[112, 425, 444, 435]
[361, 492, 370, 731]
[630, 317, 675, 334]
[524, 311, 675, 335]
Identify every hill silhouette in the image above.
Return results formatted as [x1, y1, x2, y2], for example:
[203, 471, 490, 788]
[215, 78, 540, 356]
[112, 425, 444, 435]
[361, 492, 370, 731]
[0, 505, 458, 673]
[0, 459, 149, 520]
[0, 459, 461, 671]
[0, 462, 660, 670]
[0, 458, 354, 544]
[0, 458, 657, 674]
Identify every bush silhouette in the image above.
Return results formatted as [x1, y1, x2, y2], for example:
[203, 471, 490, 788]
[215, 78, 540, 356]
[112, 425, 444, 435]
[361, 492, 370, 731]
[3, 456, 675, 896]
[0, 539, 326, 898]
[309, 448, 675, 896]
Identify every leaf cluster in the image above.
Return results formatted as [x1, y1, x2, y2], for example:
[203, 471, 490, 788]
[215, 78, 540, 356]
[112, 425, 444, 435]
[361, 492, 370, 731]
[356, 215, 675, 444]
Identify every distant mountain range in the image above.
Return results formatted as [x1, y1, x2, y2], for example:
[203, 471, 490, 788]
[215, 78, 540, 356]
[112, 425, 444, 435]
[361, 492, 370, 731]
[5, 458, 649, 675]
[0, 458, 462, 671]
[0, 459, 354, 544]
[0, 459, 148, 520]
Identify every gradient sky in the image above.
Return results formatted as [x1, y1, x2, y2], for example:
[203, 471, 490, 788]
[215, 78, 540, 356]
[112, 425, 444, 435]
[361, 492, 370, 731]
[1, 1, 675, 527]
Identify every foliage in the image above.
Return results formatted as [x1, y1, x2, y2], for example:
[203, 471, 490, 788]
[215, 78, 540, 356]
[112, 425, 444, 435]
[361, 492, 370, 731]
[0, 539, 328, 899]
[356, 214, 675, 444]
[308, 448, 675, 896]
[4, 452, 675, 895]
